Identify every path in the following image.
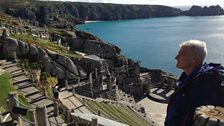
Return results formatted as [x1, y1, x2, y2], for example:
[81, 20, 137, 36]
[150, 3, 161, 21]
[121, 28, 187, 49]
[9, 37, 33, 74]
[0, 59, 65, 126]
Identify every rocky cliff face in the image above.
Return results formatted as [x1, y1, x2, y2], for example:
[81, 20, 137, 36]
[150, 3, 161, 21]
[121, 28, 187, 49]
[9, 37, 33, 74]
[1, 0, 182, 27]
[2, 1, 224, 29]
[0, 25, 123, 79]
[184, 5, 224, 16]
[0, 37, 82, 79]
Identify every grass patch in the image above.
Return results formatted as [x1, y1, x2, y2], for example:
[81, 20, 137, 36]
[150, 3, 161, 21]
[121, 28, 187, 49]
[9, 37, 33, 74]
[0, 74, 30, 119]
[48, 28, 62, 37]
[11, 34, 82, 59]
[18, 94, 30, 120]
[0, 73, 15, 111]
[84, 100, 151, 126]
[18, 95, 30, 107]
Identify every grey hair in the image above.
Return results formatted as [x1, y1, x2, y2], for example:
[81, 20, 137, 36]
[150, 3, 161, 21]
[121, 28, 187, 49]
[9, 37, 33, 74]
[180, 40, 207, 62]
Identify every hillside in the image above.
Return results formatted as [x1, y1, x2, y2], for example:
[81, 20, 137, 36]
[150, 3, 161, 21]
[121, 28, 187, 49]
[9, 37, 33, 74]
[0, 0, 182, 28]
[184, 5, 224, 16]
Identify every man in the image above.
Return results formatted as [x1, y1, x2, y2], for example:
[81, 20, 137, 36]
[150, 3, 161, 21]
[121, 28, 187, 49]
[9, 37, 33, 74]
[165, 40, 224, 126]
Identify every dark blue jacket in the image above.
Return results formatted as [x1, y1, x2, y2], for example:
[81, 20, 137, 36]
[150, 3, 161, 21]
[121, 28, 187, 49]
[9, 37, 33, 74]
[165, 63, 224, 126]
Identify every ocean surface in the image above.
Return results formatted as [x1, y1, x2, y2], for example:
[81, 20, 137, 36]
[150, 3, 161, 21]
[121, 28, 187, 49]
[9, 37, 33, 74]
[77, 16, 224, 77]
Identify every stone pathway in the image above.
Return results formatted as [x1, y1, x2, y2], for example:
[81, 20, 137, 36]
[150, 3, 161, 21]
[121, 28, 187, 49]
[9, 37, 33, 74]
[59, 90, 91, 113]
[0, 60, 65, 126]
[149, 82, 174, 103]
[136, 81, 175, 126]
[137, 97, 168, 126]
[149, 87, 174, 103]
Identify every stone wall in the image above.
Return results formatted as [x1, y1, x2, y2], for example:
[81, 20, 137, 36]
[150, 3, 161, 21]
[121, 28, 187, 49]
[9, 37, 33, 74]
[68, 37, 120, 59]
[75, 55, 107, 74]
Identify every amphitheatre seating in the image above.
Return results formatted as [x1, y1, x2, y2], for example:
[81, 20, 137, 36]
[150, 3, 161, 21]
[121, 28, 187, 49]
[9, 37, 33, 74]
[83, 98, 156, 126]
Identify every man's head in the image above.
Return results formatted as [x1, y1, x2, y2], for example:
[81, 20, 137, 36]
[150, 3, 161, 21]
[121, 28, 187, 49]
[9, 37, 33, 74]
[175, 40, 207, 75]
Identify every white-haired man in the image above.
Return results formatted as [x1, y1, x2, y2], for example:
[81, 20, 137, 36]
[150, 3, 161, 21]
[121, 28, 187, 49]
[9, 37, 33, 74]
[165, 40, 224, 126]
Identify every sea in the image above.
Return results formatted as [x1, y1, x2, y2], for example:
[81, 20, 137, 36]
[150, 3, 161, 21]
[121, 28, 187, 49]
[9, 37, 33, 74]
[77, 15, 224, 77]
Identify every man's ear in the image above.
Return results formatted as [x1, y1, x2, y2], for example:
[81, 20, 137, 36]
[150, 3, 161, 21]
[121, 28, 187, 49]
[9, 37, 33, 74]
[192, 55, 199, 62]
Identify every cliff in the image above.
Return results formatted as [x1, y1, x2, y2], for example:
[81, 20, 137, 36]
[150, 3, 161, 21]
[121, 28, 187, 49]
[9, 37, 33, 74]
[0, 12, 123, 79]
[184, 5, 224, 16]
[0, 0, 182, 28]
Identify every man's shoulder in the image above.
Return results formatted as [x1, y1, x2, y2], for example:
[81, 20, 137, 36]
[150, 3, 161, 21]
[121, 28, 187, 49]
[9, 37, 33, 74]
[196, 71, 220, 82]
[197, 63, 224, 80]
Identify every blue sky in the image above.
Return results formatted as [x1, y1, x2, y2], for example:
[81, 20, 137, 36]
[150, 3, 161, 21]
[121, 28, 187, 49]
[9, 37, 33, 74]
[42, 0, 223, 7]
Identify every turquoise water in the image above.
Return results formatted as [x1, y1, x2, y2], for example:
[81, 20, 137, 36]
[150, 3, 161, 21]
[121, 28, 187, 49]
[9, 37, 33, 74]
[77, 16, 224, 76]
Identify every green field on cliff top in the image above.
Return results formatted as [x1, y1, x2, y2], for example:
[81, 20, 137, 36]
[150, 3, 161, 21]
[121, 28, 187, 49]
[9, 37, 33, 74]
[11, 34, 82, 59]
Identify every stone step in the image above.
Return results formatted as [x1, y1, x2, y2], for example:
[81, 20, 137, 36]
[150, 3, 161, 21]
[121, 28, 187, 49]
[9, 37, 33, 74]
[1, 112, 12, 123]
[0, 59, 7, 64]
[10, 69, 23, 75]
[11, 71, 26, 78]
[32, 99, 54, 108]
[149, 87, 174, 103]
[47, 111, 55, 118]
[1, 63, 17, 69]
[27, 93, 46, 104]
[48, 116, 65, 126]
[13, 80, 34, 89]
[0, 61, 13, 66]
[4, 66, 22, 74]
[46, 106, 55, 118]
[13, 75, 30, 84]
[20, 86, 39, 97]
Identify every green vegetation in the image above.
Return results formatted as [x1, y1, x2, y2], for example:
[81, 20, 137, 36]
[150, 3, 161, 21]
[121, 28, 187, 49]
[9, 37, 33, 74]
[85, 100, 151, 126]
[11, 34, 82, 59]
[0, 74, 30, 112]
[0, 74, 15, 111]
[0, 74, 30, 118]
[46, 76, 58, 88]
[18, 95, 30, 107]
[18, 94, 30, 119]
[48, 28, 62, 38]
[0, 12, 23, 27]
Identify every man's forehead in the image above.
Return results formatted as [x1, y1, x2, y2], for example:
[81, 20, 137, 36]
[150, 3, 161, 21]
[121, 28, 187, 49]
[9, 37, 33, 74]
[179, 46, 190, 52]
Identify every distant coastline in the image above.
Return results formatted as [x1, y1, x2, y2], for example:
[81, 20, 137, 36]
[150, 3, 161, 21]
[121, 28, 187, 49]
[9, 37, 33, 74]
[2, 1, 224, 28]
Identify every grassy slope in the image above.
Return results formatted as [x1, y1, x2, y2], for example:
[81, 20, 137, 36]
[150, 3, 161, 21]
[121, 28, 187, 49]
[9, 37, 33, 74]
[85, 100, 151, 126]
[11, 34, 82, 58]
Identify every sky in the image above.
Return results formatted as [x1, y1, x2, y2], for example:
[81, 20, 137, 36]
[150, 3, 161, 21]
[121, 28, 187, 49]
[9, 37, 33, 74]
[42, 0, 224, 7]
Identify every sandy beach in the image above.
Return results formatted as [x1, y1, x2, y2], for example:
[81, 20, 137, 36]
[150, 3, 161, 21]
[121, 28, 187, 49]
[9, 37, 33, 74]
[84, 20, 100, 23]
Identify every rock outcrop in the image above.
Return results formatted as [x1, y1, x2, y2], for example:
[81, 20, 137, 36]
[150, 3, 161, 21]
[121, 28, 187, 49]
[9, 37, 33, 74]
[59, 30, 121, 59]
[0, 37, 82, 79]
[2, 37, 18, 59]
[184, 5, 224, 16]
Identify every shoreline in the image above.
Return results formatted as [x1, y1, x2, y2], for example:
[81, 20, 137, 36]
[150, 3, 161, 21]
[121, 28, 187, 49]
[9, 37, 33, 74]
[84, 20, 100, 24]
